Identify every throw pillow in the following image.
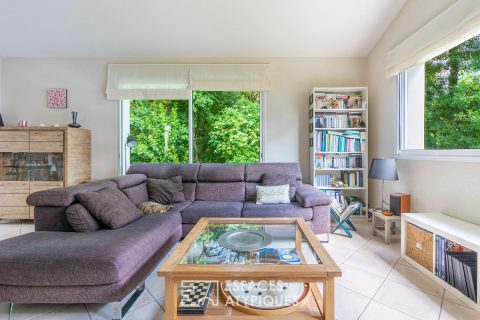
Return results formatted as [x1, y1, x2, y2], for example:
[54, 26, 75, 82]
[76, 188, 143, 229]
[66, 203, 102, 232]
[256, 184, 290, 204]
[147, 176, 185, 204]
[138, 201, 173, 215]
[261, 173, 298, 200]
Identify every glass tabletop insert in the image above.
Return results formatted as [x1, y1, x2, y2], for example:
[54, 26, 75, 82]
[179, 222, 322, 265]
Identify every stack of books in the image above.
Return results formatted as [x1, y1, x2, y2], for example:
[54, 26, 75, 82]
[436, 236, 477, 302]
[341, 171, 363, 187]
[315, 174, 334, 187]
[315, 154, 362, 169]
[315, 130, 366, 153]
[315, 93, 363, 109]
[315, 114, 349, 128]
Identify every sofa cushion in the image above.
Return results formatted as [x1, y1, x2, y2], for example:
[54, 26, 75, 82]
[26, 180, 117, 207]
[127, 163, 200, 182]
[181, 201, 243, 224]
[147, 176, 185, 204]
[196, 182, 245, 202]
[198, 163, 245, 182]
[262, 173, 298, 200]
[109, 174, 147, 189]
[242, 201, 313, 220]
[0, 212, 182, 286]
[295, 184, 332, 207]
[121, 182, 149, 206]
[76, 188, 143, 229]
[66, 203, 102, 232]
[245, 163, 302, 183]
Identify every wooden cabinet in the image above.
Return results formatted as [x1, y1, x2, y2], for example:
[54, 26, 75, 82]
[0, 127, 91, 220]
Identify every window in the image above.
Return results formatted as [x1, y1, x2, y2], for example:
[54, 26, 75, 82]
[120, 91, 264, 172]
[397, 33, 480, 159]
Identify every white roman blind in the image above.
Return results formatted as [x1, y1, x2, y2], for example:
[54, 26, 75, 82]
[385, 1, 480, 78]
[106, 64, 190, 100]
[190, 64, 271, 91]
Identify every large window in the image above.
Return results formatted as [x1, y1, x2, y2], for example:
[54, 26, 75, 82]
[122, 91, 263, 170]
[397, 33, 480, 158]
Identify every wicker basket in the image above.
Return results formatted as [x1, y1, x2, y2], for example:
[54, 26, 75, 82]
[406, 223, 433, 272]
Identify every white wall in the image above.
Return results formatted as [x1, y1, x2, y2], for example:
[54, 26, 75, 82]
[1, 57, 367, 180]
[367, 0, 480, 225]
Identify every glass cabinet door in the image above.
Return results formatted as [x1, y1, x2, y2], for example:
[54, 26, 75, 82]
[0, 152, 64, 181]
[28, 153, 64, 181]
[0, 152, 29, 181]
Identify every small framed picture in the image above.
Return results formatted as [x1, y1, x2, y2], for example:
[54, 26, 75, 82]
[47, 88, 68, 109]
[309, 137, 313, 147]
[309, 123, 313, 133]
[309, 109, 313, 119]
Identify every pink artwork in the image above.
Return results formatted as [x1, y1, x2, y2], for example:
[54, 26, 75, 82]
[47, 88, 68, 109]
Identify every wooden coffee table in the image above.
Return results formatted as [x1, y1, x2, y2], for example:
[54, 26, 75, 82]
[158, 218, 341, 320]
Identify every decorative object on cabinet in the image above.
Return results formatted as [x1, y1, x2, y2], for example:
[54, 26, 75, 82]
[0, 126, 91, 220]
[309, 87, 369, 222]
[68, 111, 81, 128]
[47, 88, 68, 109]
[368, 158, 398, 212]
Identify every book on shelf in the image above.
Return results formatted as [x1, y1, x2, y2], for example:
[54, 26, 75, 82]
[315, 113, 364, 129]
[314, 93, 363, 110]
[315, 130, 366, 153]
[435, 235, 477, 302]
[315, 154, 362, 169]
[315, 172, 363, 188]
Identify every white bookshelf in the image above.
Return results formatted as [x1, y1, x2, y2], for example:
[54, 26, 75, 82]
[401, 213, 480, 311]
[309, 87, 369, 222]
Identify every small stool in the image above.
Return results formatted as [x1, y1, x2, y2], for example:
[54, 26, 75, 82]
[369, 209, 401, 244]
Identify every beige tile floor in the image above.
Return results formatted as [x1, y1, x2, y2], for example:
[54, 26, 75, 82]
[0, 220, 479, 320]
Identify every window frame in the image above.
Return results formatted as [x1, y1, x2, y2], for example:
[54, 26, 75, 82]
[396, 69, 480, 163]
[118, 91, 266, 174]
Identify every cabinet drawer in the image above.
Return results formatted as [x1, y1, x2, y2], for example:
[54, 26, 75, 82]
[0, 207, 29, 219]
[30, 131, 64, 142]
[0, 131, 29, 142]
[0, 141, 30, 152]
[30, 181, 64, 193]
[30, 141, 64, 153]
[0, 181, 29, 193]
[0, 193, 28, 206]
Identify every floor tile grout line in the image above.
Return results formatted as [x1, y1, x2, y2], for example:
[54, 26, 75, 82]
[84, 304, 93, 320]
[373, 300, 423, 320]
[356, 256, 400, 320]
[438, 289, 446, 320]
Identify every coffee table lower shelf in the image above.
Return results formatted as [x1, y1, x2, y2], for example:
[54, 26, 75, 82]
[176, 282, 325, 320]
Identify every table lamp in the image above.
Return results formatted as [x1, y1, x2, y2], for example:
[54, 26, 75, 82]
[368, 158, 398, 212]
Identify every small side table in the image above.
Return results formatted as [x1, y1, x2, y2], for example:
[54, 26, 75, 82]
[369, 209, 401, 244]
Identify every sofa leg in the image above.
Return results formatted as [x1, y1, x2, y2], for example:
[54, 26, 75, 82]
[111, 281, 146, 320]
[8, 303, 13, 320]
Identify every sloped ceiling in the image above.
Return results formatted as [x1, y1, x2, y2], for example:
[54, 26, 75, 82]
[0, 0, 406, 57]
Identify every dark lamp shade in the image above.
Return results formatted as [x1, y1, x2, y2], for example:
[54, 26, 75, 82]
[368, 158, 398, 181]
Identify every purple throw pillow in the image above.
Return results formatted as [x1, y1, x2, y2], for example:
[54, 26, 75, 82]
[147, 176, 186, 204]
[66, 203, 102, 232]
[76, 188, 143, 229]
[261, 173, 299, 200]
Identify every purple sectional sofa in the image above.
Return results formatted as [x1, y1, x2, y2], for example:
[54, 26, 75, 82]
[0, 163, 331, 319]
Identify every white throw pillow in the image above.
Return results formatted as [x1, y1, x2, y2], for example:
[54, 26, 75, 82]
[256, 185, 290, 204]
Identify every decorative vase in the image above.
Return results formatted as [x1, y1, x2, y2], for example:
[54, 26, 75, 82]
[68, 111, 81, 128]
